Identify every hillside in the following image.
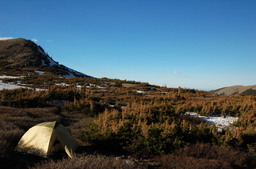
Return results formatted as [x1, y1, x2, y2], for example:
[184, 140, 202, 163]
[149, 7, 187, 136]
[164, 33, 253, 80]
[213, 85, 256, 96]
[0, 38, 91, 78]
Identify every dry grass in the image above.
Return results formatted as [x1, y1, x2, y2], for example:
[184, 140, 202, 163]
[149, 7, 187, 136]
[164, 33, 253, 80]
[214, 85, 256, 96]
[0, 110, 25, 158]
[156, 154, 232, 169]
[0, 106, 61, 129]
[30, 154, 145, 169]
[154, 143, 256, 169]
[175, 143, 254, 169]
[122, 83, 140, 88]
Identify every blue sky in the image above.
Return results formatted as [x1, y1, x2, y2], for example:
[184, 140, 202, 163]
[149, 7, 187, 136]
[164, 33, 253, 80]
[0, 0, 255, 90]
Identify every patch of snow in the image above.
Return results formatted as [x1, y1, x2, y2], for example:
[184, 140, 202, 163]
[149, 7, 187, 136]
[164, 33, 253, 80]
[55, 83, 70, 86]
[86, 84, 101, 88]
[38, 47, 87, 78]
[136, 90, 145, 93]
[96, 85, 105, 89]
[185, 112, 238, 131]
[48, 57, 58, 66]
[76, 85, 82, 90]
[38, 46, 56, 67]
[34, 88, 47, 91]
[0, 82, 24, 90]
[123, 159, 135, 166]
[0, 80, 46, 91]
[0, 75, 23, 79]
[65, 66, 85, 76]
[34, 71, 45, 75]
[108, 104, 115, 108]
[63, 72, 76, 78]
[62, 65, 90, 77]
[38, 47, 47, 56]
[42, 59, 47, 66]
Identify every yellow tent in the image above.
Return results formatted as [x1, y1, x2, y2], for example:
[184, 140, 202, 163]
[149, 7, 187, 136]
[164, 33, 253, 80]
[16, 121, 78, 158]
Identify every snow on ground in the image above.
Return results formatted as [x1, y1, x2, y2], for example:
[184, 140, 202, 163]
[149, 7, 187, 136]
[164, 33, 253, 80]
[41, 59, 47, 66]
[76, 85, 82, 90]
[0, 80, 46, 91]
[0, 75, 23, 79]
[86, 84, 96, 88]
[63, 72, 76, 78]
[186, 112, 238, 131]
[0, 82, 46, 91]
[34, 71, 45, 75]
[96, 85, 105, 89]
[48, 57, 58, 66]
[55, 83, 70, 86]
[65, 66, 87, 77]
[41, 55, 57, 67]
[108, 104, 115, 108]
[85, 84, 105, 90]
[0, 82, 24, 90]
[38, 47, 47, 56]
[34, 88, 47, 91]
[38, 47, 58, 66]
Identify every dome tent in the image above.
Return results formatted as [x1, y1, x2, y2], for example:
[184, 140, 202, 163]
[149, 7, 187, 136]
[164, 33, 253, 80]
[16, 121, 78, 158]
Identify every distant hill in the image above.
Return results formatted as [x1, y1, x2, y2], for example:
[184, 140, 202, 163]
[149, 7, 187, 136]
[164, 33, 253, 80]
[213, 85, 256, 96]
[0, 38, 91, 78]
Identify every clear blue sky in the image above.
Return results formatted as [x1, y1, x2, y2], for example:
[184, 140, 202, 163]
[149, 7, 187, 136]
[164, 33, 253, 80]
[0, 0, 255, 90]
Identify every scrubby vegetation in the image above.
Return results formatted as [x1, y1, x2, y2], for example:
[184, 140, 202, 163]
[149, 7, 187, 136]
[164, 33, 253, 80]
[1, 74, 256, 168]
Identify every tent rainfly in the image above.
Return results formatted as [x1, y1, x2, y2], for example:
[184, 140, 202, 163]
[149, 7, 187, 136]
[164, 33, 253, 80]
[16, 121, 78, 158]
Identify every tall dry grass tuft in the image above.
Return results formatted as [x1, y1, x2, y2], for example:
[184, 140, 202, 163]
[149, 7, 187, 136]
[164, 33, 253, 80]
[0, 119, 24, 157]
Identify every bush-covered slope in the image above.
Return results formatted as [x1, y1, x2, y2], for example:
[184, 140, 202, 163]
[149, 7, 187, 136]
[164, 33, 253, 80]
[0, 38, 91, 77]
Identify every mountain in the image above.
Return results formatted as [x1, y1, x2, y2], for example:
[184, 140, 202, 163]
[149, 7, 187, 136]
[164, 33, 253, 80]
[0, 38, 91, 78]
[213, 85, 256, 96]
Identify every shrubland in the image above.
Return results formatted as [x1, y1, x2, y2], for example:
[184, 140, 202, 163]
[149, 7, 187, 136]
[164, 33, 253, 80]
[0, 74, 256, 168]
